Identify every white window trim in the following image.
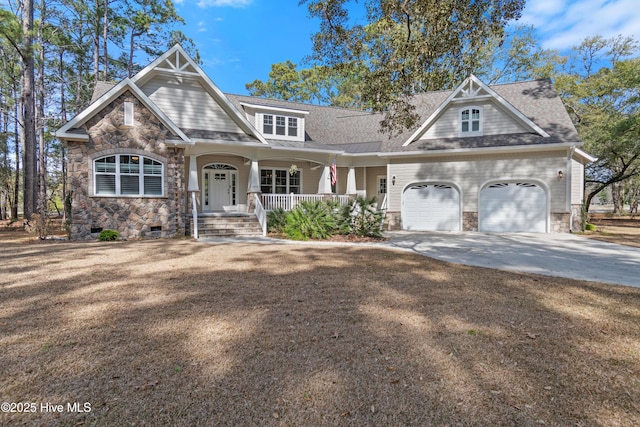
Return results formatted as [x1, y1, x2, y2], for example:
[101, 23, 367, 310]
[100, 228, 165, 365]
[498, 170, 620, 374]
[93, 154, 164, 197]
[458, 106, 483, 137]
[260, 168, 303, 194]
[258, 113, 304, 141]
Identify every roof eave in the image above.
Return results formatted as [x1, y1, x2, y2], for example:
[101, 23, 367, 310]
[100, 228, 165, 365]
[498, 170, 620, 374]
[381, 142, 581, 158]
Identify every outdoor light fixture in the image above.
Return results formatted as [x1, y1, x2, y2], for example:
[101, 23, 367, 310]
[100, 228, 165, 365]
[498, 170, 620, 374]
[392, 175, 396, 185]
[557, 170, 564, 179]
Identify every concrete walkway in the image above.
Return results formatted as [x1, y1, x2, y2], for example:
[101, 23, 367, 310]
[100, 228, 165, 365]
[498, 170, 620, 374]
[383, 231, 640, 288]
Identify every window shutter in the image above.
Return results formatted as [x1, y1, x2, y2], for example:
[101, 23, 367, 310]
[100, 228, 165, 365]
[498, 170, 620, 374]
[124, 102, 134, 126]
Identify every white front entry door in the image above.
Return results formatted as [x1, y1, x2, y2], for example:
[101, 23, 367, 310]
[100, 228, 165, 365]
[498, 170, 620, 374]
[203, 170, 236, 212]
[209, 171, 229, 211]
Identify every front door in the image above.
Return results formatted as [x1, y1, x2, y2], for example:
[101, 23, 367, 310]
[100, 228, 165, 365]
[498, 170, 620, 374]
[202, 165, 237, 212]
[209, 171, 229, 211]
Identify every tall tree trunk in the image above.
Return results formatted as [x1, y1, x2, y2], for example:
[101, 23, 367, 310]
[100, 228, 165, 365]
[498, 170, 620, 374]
[21, 0, 37, 220]
[103, 0, 108, 81]
[93, 0, 100, 83]
[1, 97, 7, 220]
[12, 86, 19, 220]
[59, 49, 67, 214]
[612, 181, 624, 215]
[128, 31, 135, 77]
[36, 3, 47, 228]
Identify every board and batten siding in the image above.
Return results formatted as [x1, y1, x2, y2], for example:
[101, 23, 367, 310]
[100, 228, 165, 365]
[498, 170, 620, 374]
[140, 76, 245, 134]
[388, 152, 569, 213]
[420, 102, 528, 140]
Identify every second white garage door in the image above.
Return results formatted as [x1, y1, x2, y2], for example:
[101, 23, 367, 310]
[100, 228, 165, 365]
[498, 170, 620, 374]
[479, 182, 547, 233]
[402, 184, 461, 231]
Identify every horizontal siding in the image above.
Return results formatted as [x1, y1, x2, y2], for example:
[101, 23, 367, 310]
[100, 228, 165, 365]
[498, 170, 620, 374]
[571, 159, 584, 205]
[388, 152, 568, 213]
[141, 76, 245, 134]
[366, 166, 387, 199]
[422, 101, 528, 139]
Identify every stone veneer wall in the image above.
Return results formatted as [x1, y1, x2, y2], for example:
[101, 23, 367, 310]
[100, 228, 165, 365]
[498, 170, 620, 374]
[571, 204, 584, 232]
[385, 210, 571, 233]
[462, 212, 478, 231]
[66, 91, 186, 240]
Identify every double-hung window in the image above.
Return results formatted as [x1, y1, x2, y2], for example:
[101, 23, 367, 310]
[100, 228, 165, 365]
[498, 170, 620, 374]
[262, 114, 299, 138]
[260, 168, 301, 194]
[460, 107, 482, 136]
[94, 154, 163, 196]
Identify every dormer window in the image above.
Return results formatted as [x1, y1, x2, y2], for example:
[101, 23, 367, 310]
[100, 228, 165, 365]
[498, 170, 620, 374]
[262, 114, 300, 138]
[460, 106, 482, 136]
[240, 102, 309, 142]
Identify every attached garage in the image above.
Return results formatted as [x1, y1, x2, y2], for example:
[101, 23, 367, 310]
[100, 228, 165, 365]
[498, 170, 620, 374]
[479, 182, 547, 233]
[402, 184, 461, 231]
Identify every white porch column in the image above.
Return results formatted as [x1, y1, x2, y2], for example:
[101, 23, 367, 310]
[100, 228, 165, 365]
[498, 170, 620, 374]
[318, 165, 332, 194]
[188, 155, 199, 192]
[187, 155, 199, 239]
[247, 159, 261, 193]
[346, 166, 356, 195]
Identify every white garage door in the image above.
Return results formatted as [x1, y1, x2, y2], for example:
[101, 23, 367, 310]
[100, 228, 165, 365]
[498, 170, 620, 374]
[479, 182, 547, 232]
[402, 184, 461, 231]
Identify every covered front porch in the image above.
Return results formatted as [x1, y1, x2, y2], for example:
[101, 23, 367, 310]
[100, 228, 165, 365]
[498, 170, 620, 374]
[184, 150, 388, 238]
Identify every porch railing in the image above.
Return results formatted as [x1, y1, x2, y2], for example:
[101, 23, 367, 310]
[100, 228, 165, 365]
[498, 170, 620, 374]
[253, 193, 267, 236]
[261, 194, 351, 211]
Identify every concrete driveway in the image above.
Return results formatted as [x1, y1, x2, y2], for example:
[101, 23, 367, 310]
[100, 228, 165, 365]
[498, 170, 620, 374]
[383, 231, 640, 288]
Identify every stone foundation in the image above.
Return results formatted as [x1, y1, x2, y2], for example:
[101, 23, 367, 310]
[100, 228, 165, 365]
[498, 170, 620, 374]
[384, 211, 402, 231]
[550, 212, 571, 233]
[571, 204, 584, 232]
[66, 91, 186, 240]
[462, 212, 478, 231]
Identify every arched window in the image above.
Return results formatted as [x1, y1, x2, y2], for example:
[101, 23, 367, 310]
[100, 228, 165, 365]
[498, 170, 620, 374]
[94, 154, 163, 196]
[459, 106, 482, 136]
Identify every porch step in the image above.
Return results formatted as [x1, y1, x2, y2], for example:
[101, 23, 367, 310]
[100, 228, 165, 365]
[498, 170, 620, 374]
[196, 214, 263, 237]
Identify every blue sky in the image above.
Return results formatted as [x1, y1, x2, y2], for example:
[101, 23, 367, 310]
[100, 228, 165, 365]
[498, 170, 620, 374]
[173, 0, 640, 95]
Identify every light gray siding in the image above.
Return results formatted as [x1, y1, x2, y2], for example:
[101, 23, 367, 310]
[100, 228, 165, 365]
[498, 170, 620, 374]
[421, 101, 528, 139]
[141, 75, 245, 133]
[388, 151, 569, 213]
[571, 159, 584, 205]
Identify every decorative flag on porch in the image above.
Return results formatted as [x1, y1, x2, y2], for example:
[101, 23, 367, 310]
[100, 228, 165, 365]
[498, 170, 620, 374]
[331, 157, 337, 187]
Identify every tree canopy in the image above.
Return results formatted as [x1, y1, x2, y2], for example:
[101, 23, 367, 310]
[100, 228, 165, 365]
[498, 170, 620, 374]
[300, 0, 526, 134]
[0, 0, 195, 223]
[550, 36, 640, 214]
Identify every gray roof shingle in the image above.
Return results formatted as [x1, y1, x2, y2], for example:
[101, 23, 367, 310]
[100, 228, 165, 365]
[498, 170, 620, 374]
[227, 78, 581, 154]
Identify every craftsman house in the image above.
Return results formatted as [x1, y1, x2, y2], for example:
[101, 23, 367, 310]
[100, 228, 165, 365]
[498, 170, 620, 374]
[56, 44, 594, 240]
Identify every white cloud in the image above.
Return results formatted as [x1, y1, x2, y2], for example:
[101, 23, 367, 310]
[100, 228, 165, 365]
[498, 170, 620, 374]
[197, 0, 252, 8]
[520, 0, 640, 50]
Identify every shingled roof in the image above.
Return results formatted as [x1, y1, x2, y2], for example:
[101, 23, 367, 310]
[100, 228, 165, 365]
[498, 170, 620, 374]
[228, 78, 581, 154]
[83, 77, 581, 154]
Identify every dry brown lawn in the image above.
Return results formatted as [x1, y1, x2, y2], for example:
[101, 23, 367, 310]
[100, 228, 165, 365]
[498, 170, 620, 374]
[1, 227, 640, 426]
[585, 214, 640, 248]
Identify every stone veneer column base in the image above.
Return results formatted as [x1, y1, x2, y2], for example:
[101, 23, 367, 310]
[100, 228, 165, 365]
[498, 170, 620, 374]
[550, 212, 571, 233]
[384, 212, 402, 231]
[462, 212, 478, 231]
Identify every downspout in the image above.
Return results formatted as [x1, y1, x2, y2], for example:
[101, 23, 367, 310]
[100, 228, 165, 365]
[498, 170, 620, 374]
[567, 147, 575, 232]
